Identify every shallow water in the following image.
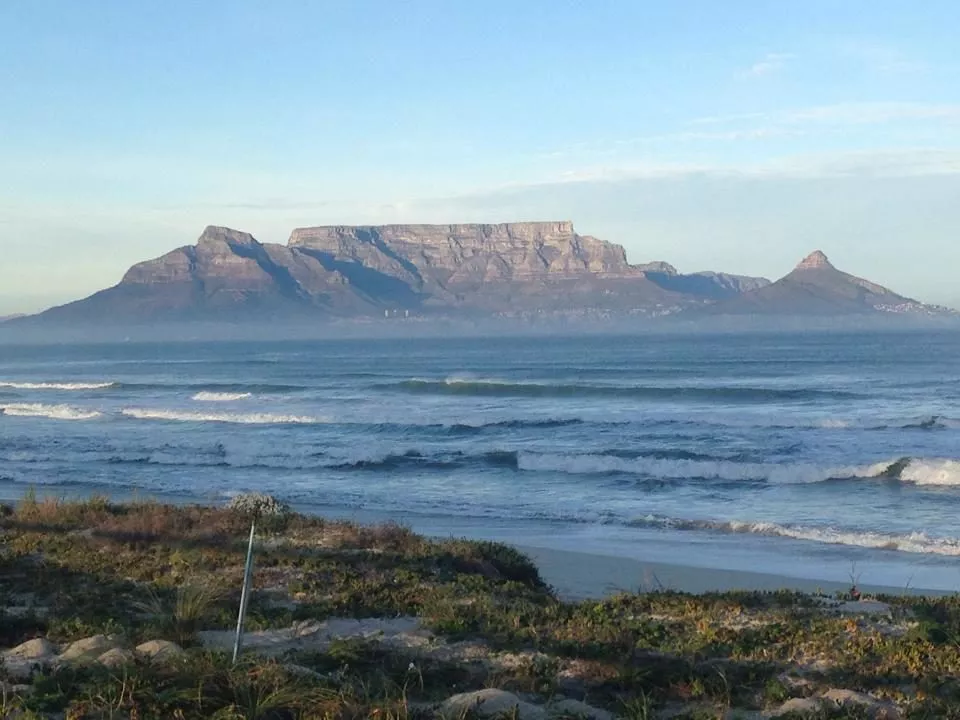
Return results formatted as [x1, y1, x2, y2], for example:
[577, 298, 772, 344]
[2, 330, 959, 590]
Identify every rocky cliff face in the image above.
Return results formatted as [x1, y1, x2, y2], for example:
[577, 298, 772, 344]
[31, 222, 780, 323]
[288, 222, 639, 289]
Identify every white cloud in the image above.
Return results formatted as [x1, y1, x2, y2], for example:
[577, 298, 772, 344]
[740, 52, 795, 78]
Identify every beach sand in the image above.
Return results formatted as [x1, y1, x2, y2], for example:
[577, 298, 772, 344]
[518, 545, 949, 600]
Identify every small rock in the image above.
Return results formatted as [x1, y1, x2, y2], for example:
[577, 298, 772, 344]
[59, 635, 123, 664]
[772, 697, 823, 717]
[135, 639, 185, 662]
[0, 657, 42, 682]
[441, 689, 546, 720]
[98, 648, 136, 668]
[6, 638, 58, 659]
[835, 601, 892, 616]
[821, 689, 900, 719]
[548, 698, 613, 720]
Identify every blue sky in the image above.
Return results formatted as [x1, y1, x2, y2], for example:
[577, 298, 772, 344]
[2, 0, 959, 313]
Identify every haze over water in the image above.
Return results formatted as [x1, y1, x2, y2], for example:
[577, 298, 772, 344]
[2, 331, 959, 591]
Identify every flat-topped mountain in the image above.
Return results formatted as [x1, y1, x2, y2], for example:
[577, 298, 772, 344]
[19, 225, 952, 325]
[706, 251, 946, 316]
[31, 222, 766, 323]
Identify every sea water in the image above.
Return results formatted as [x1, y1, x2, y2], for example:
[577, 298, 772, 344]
[2, 330, 959, 590]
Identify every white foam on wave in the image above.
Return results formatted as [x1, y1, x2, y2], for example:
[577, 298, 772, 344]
[899, 459, 960, 486]
[0, 403, 102, 420]
[0, 381, 115, 390]
[121, 408, 326, 425]
[191, 391, 252, 402]
[815, 418, 851, 429]
[634, 514, 960, 556]
[516, 452, 892, 484]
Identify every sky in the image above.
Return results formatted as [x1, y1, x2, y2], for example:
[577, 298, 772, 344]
[2, 0, 959, 314]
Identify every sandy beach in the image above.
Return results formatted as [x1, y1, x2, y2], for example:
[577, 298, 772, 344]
[518, 544, 950, 600]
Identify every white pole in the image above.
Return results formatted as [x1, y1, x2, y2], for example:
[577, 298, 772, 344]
[232, 519, 256, 664]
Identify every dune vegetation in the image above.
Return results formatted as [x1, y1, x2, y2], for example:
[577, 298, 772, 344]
[0, 495, 958, 718]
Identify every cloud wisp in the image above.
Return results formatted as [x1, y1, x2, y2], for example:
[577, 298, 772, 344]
[739, 52, 796, 78]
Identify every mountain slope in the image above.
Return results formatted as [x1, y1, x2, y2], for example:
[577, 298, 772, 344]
[705, 251, 939, 316]
[35, 227, 371, 322]
[27, 222, 772, 323]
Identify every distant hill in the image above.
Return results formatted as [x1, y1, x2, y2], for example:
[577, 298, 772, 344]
[25, 223, 768, 324]
[703, 251, 952, 317]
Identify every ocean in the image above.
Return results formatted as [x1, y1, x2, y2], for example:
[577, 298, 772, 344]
[2, 330, 959, 591]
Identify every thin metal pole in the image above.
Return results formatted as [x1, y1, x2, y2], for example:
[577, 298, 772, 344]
[232, 519, 256, 664]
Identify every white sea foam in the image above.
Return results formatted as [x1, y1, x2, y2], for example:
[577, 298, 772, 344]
[0, 403, 102, 420]
[633, 515, 960, 556]
[191, 391, 252, 402]
[121, 408, 326, 424]
[898, 459, 960, 486]
[815, 418, 851, 429]
[0, 381, 115, 390]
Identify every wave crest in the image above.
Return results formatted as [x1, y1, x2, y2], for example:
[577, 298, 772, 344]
[0, 381, 115, 391]
[120, 408, 327, 425]
[191, 392, 253, 402]
[0, 403, 102, 420]
[629, 515, 960, 556]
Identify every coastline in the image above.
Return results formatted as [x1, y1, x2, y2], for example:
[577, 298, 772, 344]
[517, 544, 952, 600]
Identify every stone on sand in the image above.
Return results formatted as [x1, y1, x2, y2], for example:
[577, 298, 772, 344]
[441, 689, 546, 720]
[58, 635, 124, 663]
[136, 640, 185, 661]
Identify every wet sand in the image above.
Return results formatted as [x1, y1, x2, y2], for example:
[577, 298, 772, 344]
[517, 545, 950, 600]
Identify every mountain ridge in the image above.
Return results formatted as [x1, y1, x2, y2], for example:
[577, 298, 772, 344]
[17, 223, 953, 325]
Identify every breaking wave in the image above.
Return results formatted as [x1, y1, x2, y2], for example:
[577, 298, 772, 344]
[0, 403, 102, 420]
[384, 378, 859, 402]
[191, 392, 253, 402]
[0, 381, 115, 391]
[629, 515, 960, 557]
[120, 408, 327, 425]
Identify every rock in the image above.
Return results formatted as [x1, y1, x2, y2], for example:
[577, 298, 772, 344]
[98, 648, 136, 668]
[820, 689, 900, 718]
[772, 697, 823, 717]
[135, 640, 185, 662]
[795, 250, 833, 270]
[6, 638, 58, 659]
[834, 600, 893, 616]
[440, 689, 546, 720]
[58, 635, 124, 664]
[547, 698, 613, 720]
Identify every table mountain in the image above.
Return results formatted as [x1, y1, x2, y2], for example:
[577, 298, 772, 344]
[29, 222, 767, 322]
